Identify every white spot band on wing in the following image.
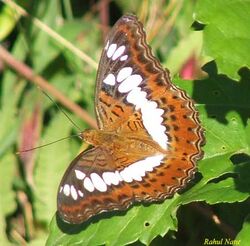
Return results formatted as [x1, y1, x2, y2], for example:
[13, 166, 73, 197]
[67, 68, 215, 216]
[107, 43, 117, 58]
[112, 45, 125, 61]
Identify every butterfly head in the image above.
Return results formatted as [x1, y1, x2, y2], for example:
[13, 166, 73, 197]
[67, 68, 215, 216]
[80, 129, 100, 146]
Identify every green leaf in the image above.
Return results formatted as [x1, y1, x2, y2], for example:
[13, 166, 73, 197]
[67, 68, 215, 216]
[0, 151, 17, 245]
[46, 199, 178, 246]
[0, 4, 20, 40]
[0, 151, 16, 215]
[175, 62, 250, 205]
[194, 0, 250, 79]
[0, 38, 27, 158]
[30, 1, 64, 73]
[27, 232, 48, 246]
[235, 214, 250, 244]
[0, 214, 9, 245]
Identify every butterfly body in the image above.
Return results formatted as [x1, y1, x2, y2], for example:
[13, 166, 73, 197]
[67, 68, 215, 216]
[82, 129, 166, 166]
[57, 14, 204, 224]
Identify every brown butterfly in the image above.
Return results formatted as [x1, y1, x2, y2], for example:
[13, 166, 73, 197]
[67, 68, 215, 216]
[57, 14, 204, 224]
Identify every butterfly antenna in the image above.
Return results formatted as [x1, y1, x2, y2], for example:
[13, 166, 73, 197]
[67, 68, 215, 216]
[16, 134, 82, 154]
[40, 88, 82, 132]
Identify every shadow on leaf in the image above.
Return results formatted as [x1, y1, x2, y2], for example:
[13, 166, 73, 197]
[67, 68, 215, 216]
[192, 61, 250, 125]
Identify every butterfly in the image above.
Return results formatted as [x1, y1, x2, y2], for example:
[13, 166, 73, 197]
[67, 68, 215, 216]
[57, 14, 204, 224]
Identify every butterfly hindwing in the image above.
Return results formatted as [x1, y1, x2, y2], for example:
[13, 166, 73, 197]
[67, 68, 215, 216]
[58, 147, 191, 224]
[57, 146, 158, 224]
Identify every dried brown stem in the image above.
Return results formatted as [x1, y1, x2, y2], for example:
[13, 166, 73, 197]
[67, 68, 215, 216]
[17, 191, 34, 240]
[99, 0, 110, 42]
[0, 45, 97, 129]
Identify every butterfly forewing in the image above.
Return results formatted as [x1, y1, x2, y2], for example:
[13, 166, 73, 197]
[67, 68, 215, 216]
[57, 14, 204, 224]
[95, 15, 157, 132]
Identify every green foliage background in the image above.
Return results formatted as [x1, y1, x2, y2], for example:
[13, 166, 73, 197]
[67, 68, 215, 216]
[0, 0, 249, 245]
